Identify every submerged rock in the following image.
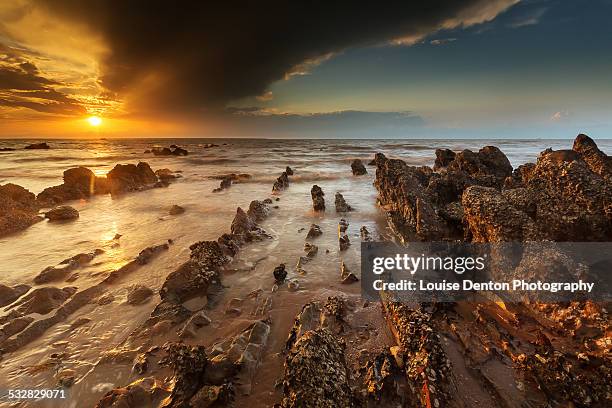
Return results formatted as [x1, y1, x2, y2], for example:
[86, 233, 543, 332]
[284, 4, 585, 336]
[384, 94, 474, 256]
[126, 285, 154, 305]
[305, 223, 322, 239]
[34, 249, 103, 284]
[213, 176, 232, 192]
[311, 185, 325, 211]
[169, 204, 185, 215]
[304, 242, 318, 258]
[24, 142, 50, 149]
[0, 183, 42, 237]
[155, 168, 181, 182]
[44, 205, 79, 221]
[335, 192, 353, 212]
[351, 159, 367, 175]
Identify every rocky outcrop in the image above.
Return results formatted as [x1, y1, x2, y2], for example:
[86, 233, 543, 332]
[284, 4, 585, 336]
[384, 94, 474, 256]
[311, 185, 325, 211]
[107, 162, 160, 194]
[351, 159, 367, 175]
[37, 167, 110, 206]
[0, 183, 42, 237]
[306, 223, 322, 239]
[273, 172, 290, 192]
[572, 133, 612, 179]
[335, 192, 353, 212]
[0, 284, 30, 307]
[34, 249, 103, 284]
[24, 142, 50, 149]
[44, 205, 79, 221]
[150, 146, 189, 156]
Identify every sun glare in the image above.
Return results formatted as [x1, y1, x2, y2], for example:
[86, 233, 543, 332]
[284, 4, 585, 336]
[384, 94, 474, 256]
[88, 116, 102, 127]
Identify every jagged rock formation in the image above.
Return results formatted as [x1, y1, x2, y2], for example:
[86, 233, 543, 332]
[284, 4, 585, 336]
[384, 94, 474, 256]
[311, 185, 325, 211]
[351, 159, 367, 175]
[273, 171, 290, 192]
[106, 162, 160, 194]
[373, 134, 612, 407]
[306, 223, 322, 239]
[335, 192, 353, 212]
[37, 166, 110, 206]
[281, 297, 354, 407]
[0, 183, 42, 237]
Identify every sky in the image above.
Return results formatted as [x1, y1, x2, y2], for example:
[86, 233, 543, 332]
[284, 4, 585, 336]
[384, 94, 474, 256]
[0, 0, 611, 139]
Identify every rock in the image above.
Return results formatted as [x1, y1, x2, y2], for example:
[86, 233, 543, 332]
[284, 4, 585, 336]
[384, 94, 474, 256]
[213, 176, 232, 192]
[274, 264, 287, 283]
[273, 172, 290, 192]
[311, 185, 325, 211]
[0, 147, 16, 151]
[338, 218, 349, 234]
[368, 152, 387, 166]
[0, 183, 42, 236]
[339, 235, 351, 251]
[37, 167, 110, 206]
[340, 261, 359, 284]
[285, 166, 294, 176]
[335, 192, 353, 212]
[306, 223, 322, 239]
[572, 133, 612, 178]
[169, 204, 185, 215]
[230, 202, 271, 242]
[24, 142, 50, 149]
[97, 293, 115, 305]
[0, 284, 30, 307]
[44, 205, 79, 221]
[288, 279, 300, 291]
[360, 226, 372, 241]
[152, 146, 189, 156]
[7, 286, 76, 316]
[95, 377, 170, 408]
[155, 168, 181, 182]
[126, 285, 154, 305]
[34, 249, 102, 284]
[178, 311, 212, 338]
[247, 200, 270, 221]
[304, 242, 318, 258]
[106, 162, 159, 194]
[433, 148, 456, 171]
[281, 300, 353, 407]
[160, 241, 227, 303]
[55, 369, 76, 387]
[351, 159, 367, 175]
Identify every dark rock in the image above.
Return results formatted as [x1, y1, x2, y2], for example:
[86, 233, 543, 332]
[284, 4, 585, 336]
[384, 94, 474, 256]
[360, 226, 372, 241]
[24, 142, 50, 149]
[37, 167, 109, 206]
[230, 202, 270, 242]
[351, 159, 367, 175]
[306, 223, 322, 239]
[0, 284, 30, 307]
[368, 152, 387, 166]
[311, 185, 325, 211]
[44, 205, 79, 221]
[304, 242, 318, 258]
[273, 172, 290, 192]
[273, 264, 287, 283]
[247, 200, 270, 221]
[340, 261, 359, 284]
[573, 133, 612, 179]
[0, 183, 42, 236]
[433, 148, 456, 171]
[126, 285, 154, 305]
[0, 147, 16, 152]
[169, 204, 185, 215]
[106, 162, 159, 194]
[155, 168, 181, 182]
[285, 166, 294, 176]
[34, 250, 102, 284]
[213, 176, 232, 192]
[335, 192, 353, 212]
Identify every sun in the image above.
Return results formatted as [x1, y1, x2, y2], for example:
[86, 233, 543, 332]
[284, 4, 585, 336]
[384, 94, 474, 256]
[88, 116, 103, 127]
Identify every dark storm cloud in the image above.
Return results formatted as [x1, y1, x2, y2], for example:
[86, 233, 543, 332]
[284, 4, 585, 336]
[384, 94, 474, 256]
[0, 46, 86, 115]
[38, 0, 516, 113]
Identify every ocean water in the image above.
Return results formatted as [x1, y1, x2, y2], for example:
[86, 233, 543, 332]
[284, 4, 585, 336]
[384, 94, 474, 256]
[0, 137, 610, 406]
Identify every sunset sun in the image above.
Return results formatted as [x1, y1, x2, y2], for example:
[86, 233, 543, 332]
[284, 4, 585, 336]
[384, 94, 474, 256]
[88, 116, 102, 127]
